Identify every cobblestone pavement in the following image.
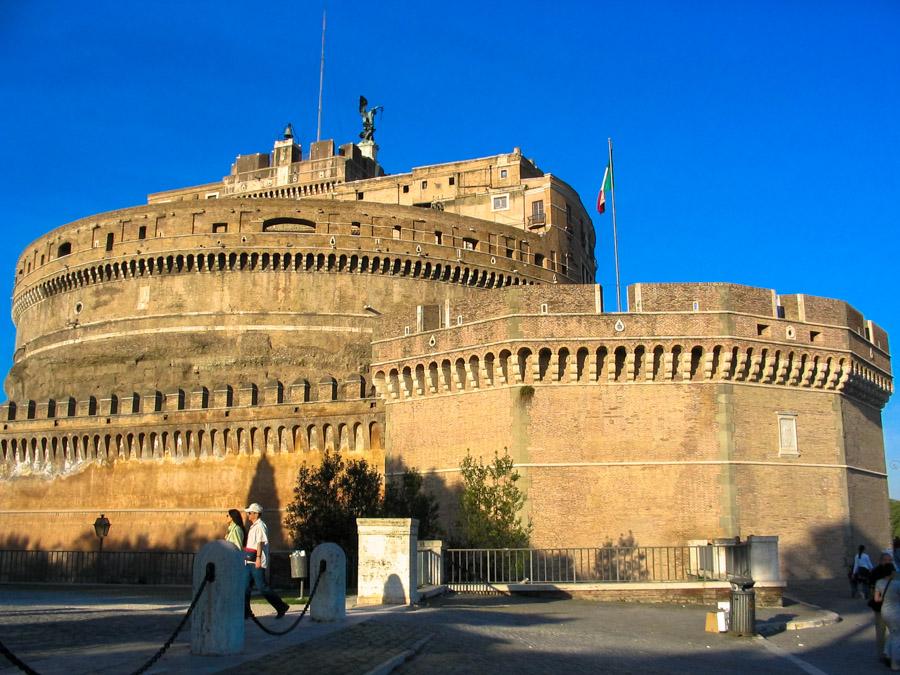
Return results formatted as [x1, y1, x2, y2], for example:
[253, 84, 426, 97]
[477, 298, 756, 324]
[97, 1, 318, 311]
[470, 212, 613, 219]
[764, 578, 887, 674]
[219, 621, 433, 675]
[0, 582, 881, 674]
[0, 586, 194, 674]
[386, 595, 804, 674]
[0, 585, 390, 675]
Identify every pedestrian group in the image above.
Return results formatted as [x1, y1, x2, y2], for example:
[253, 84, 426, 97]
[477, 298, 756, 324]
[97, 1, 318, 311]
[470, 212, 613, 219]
[855, 540, 900, 670]
[225, 504, 290, 620]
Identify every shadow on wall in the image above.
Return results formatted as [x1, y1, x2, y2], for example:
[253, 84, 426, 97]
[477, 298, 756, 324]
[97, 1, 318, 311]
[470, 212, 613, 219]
[0, 524, 208, 554]
[383, 572, 405, 603]
[383, 456, 464, 544]
[245, 454, 284, 548]
[780, 520, 864, 580]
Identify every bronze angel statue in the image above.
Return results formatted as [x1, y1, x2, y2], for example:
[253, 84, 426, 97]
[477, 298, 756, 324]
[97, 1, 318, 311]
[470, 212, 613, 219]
[359, 96, 383, 142]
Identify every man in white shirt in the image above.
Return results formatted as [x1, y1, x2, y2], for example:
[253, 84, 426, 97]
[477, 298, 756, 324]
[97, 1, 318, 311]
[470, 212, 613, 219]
[244, 503, 289, 619]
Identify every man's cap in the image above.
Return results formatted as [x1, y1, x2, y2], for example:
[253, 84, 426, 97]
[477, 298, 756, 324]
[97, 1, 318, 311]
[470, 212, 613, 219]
[244, 503, 263, 514]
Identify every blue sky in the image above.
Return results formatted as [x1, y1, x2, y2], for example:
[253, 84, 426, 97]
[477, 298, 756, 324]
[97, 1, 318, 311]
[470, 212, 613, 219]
[2, 1, 898, 490]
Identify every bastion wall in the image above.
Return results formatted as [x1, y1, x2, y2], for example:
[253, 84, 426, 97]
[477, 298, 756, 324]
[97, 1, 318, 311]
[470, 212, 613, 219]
[373, 283, 892, 578]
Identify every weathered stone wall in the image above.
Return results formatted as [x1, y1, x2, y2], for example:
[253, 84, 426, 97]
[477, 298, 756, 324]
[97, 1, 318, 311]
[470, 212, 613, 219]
[0, 399, 384, 550]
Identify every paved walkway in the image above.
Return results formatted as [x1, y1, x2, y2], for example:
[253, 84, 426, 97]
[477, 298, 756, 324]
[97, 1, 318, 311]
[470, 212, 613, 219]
[0, 580, 878, 675]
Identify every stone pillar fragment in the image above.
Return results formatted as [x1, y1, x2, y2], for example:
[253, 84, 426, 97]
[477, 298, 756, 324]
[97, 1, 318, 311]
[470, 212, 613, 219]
[356, 518, 419, 606]
[310, 543, 347, 622]
[190, 541, 245, 656]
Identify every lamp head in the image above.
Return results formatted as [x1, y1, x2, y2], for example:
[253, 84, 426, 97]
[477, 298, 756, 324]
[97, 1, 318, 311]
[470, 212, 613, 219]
[93, 514, 111, 539]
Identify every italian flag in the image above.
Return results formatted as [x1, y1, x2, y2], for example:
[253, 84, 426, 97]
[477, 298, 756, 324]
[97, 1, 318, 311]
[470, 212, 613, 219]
[597, 165, 612, 214]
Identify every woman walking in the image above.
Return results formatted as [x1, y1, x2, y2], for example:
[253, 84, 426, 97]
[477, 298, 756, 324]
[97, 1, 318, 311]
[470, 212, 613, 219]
[225, 508, 246, 550]
[852, 545, 874, 599]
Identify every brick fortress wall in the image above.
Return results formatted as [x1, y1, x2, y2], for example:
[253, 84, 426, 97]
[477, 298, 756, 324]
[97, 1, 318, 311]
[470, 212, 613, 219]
[373, 283, 892, 579]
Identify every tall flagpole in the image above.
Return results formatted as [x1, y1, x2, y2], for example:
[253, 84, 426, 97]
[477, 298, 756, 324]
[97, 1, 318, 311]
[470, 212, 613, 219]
[608, 137, 622, 312]
[316, 8, 326, 142]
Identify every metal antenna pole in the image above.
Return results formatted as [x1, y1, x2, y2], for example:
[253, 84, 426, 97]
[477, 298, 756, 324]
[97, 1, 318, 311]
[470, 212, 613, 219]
[608, 137, 622, 312]
[316, 8, 326, 142]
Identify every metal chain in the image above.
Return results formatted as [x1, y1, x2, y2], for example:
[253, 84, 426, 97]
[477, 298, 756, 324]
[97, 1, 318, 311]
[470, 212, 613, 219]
[129, 561, 215, 675]
[0, 562, 215, 675]
[0, 640, 39, 675]
[247, 559, 326, 636]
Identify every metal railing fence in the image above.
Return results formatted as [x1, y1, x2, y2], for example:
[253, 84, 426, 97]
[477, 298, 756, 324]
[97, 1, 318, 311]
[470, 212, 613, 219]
[0, 549, 194, 585]
[417, 548, 442, 587]
[445, 544, 750, 589]
[0, 548, 358, 590]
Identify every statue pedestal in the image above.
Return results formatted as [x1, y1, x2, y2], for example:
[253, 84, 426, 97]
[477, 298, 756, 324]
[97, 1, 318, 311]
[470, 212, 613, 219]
[359, 141, 378, 161]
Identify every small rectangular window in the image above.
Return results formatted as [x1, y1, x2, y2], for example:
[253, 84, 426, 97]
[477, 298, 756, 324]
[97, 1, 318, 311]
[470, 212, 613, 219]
[105, 233, 114, 251]
[757, 324, 770, 336]
[778, 413, 798, 456]
[421, 180, 427, 189]
[402, 185, 410, 194]
[435, 231, 443, 245]
[351, 222, 360, 236]
[463, 237, 477, 251]
[357, 192, 364, 200]
[212, 223, 227, 233]
[393, 225, 401, 240]
[492, 194, 509, 211]
[500, 168, 508, 179]
[449, 176, 455, 186]
[138, 225, 147, 240]
[810, 330, 822, 343]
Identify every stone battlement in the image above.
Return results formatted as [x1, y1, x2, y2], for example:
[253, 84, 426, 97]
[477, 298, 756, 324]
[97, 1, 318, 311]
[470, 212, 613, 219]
[0, 396, 384, 480]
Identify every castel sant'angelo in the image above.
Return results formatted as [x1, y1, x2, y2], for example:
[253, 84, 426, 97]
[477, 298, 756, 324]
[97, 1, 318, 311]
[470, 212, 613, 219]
[0, 109, 893, 579]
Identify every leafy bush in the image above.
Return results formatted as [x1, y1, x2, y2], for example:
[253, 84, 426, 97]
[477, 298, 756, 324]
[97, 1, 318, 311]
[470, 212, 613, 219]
[284, 449, 382, 558]
[284, 451, 441, 559]
[383, 469, 442, 539]
[458, 450, 531, 548]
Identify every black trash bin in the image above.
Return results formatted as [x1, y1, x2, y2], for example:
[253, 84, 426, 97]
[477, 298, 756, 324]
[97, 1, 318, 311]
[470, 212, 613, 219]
[729, 577, 756, 636]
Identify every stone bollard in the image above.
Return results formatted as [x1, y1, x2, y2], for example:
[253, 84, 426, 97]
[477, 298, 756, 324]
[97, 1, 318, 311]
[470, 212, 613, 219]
[191, 541, 246, 655]
[310, 543, 346, 622]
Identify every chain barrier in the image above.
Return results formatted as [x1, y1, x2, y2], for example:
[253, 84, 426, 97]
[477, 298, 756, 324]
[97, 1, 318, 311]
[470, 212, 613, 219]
[247, 559, 326, 636]
[129, 561, 215, 675]
[0, 561, 215, 675]
[0, 640, 39, 675]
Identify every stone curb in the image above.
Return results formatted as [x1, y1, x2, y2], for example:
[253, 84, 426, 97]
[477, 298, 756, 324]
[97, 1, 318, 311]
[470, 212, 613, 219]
[756, 594, 841, 635]
[361, 633, 434, 675]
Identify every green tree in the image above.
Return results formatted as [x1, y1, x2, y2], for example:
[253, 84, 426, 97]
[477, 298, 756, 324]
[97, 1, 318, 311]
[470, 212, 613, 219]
[284, 449, 382, 559]
[458, 450, 531, 548]
[890, 499, 900, 539]
[383, 468, 442, 539]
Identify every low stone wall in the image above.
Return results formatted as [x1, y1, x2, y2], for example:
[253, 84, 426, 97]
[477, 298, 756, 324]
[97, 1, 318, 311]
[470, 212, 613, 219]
[464, 581, 785, 608]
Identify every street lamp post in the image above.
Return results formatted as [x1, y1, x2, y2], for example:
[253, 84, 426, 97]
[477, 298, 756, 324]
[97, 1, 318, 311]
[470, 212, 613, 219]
[93, 514, 111, 583]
